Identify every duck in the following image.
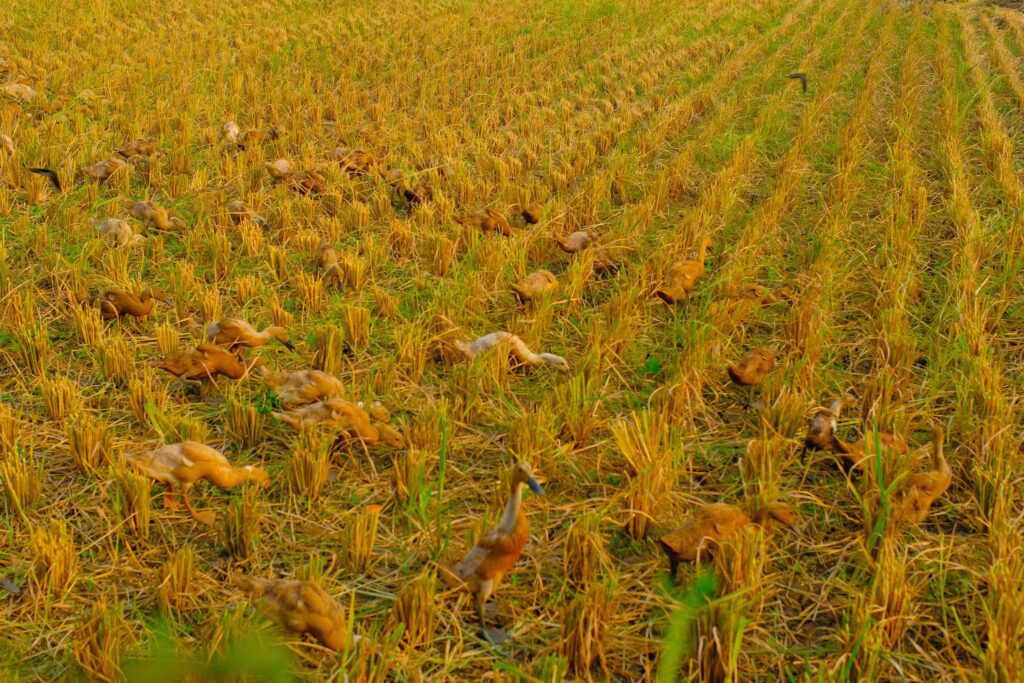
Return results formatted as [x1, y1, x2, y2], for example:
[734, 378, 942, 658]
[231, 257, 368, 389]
[727, 347, 776, 387]
[893, 427, 951, 525]
[801, 394, 857, 462]
[265, 159, 325, 195]
[1, 134, 13, 158]
[658, 501, 797, 576]
[332, 147, 377, 175]
[736, 284, 795, 306]
[385, 168, 431, 206]
[92, 218, 144, 247]
[125, 441, 269, 525]
[205, 317, 295, 352]
[222, 121, 278, 149]
[231, 576, 354, 651]
[84, 157, 129, 182]
[274, 397, 403, 447]
[157, 342, 256, 382]
[93, 287, 172, 320]
[226, 199, 268, 230]
[264, 369, 346, 410]
[2, 82, 35, 102]
[521, 204, 542, 225]
[123, 199, 186, 231]
[114, 139, 156, 158]
[455, 331, 571, 374]
[315, 242, 344, 288]
[554, 231, 591, 253]
[458, 209, 513, 236]
[511, 270, 558, 303]
[448, 461, 544, 643]
[655, 236, 712, 304]
[830, 429, 910, 475]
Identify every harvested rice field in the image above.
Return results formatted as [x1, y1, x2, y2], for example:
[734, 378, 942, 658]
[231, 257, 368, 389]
[1, 0, 1023, 680]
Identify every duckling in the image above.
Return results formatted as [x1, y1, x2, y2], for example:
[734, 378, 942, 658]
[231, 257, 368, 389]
[801, 394, 857, 463]
[655, 237, 713, 304]
[206, 317, 295, 352]
[521, 204, 542, 225]
[114, 139, 156, 158]
[123, 199, 186, 231]
[264, 369, 346, 410]
[273, 397, 382, 444]
[893, 427, 951, 525]
[658, 502, 797, 576]
[449, 461, 544, 643]
[1, 134, 13, 158]
[84, 157, 129, 182]
[125, 441, 269, 525]
[231, 576, 354, 651]
[93, 287, 172, 321]
[727, 347, 776, 387]
[332, 147, 377, 175]
[455, 331, 571, 374]
[830, 430, 910, 475]
[92, 218, 144, 247]
[226, 199, 268, 230]
[511, 270, 558, 303]
[157, 342, 255, 382]
[315, 242, 344, 288]
[458, 209, 513, 236]
[555, 231, 591, 253]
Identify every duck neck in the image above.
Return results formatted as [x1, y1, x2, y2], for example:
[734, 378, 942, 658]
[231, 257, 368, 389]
[498, 480, 524, 534]
[206, 465, 253, 489]
[828, 398, 845, 419]
[697, 237, 711, 263]
[932, 434, 949, 475]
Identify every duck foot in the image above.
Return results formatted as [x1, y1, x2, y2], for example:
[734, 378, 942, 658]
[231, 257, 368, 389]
[191, 510, 217, 526]
[481, 626, 510, 644]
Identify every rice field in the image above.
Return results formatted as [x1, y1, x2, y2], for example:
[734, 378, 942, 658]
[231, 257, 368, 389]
[1, 0, 1024, 680]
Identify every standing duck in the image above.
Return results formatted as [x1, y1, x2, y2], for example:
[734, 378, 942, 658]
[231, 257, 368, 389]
[205, 317, 295, 352]
[125, 441, 269, 525]
[658, 502, 796, 577]
[449, 461, 544, 642]
[655, 236, 712, 304]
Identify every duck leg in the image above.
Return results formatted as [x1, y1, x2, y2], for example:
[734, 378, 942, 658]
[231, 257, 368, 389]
[476, 581, 509, 644]
[181, 484, 217, 526]
[163, 485, 182, 511]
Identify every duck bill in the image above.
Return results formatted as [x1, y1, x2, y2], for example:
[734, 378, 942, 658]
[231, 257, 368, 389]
[526, 477, 544, 495]
[282, 340, 296, 351]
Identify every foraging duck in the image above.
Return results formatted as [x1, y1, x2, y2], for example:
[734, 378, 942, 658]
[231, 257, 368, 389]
[125, 441, 268, 525]
[226, 199, 268, 230]
[893, 427, 951, 525]
[315, 242, 344, 288]
[455, 332, 571, 374]
[458, 209, 513, 236]
[727, 347, 776, 387]
[274, 398, 403, 447]
[385, 168, 431, 206]
[658, 502, 797, 576]
[2, 82, 35, 102]
[801, 394, 857, 462]
[265, 159, 325, 195]
[521, 204, 542, 225]
[332, 147, 377, 175]
[450, 461, 544, 643]
[655, 237, 712, 304]
[555, 231, 591, 254]
[205, 317, 295, 352]
[92, 218, 143, 247]
[157, 342, 256, 382]
[123, 199, 186, 231]
[231, 576, 354, 651]
[264, 369, 346, 410]
[114, 139, 156, 158]
[511, 270, 558, 303]
[830, 430, 909, 475]
[93, 288, 172, 321]
[84, 157, 130, 182]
